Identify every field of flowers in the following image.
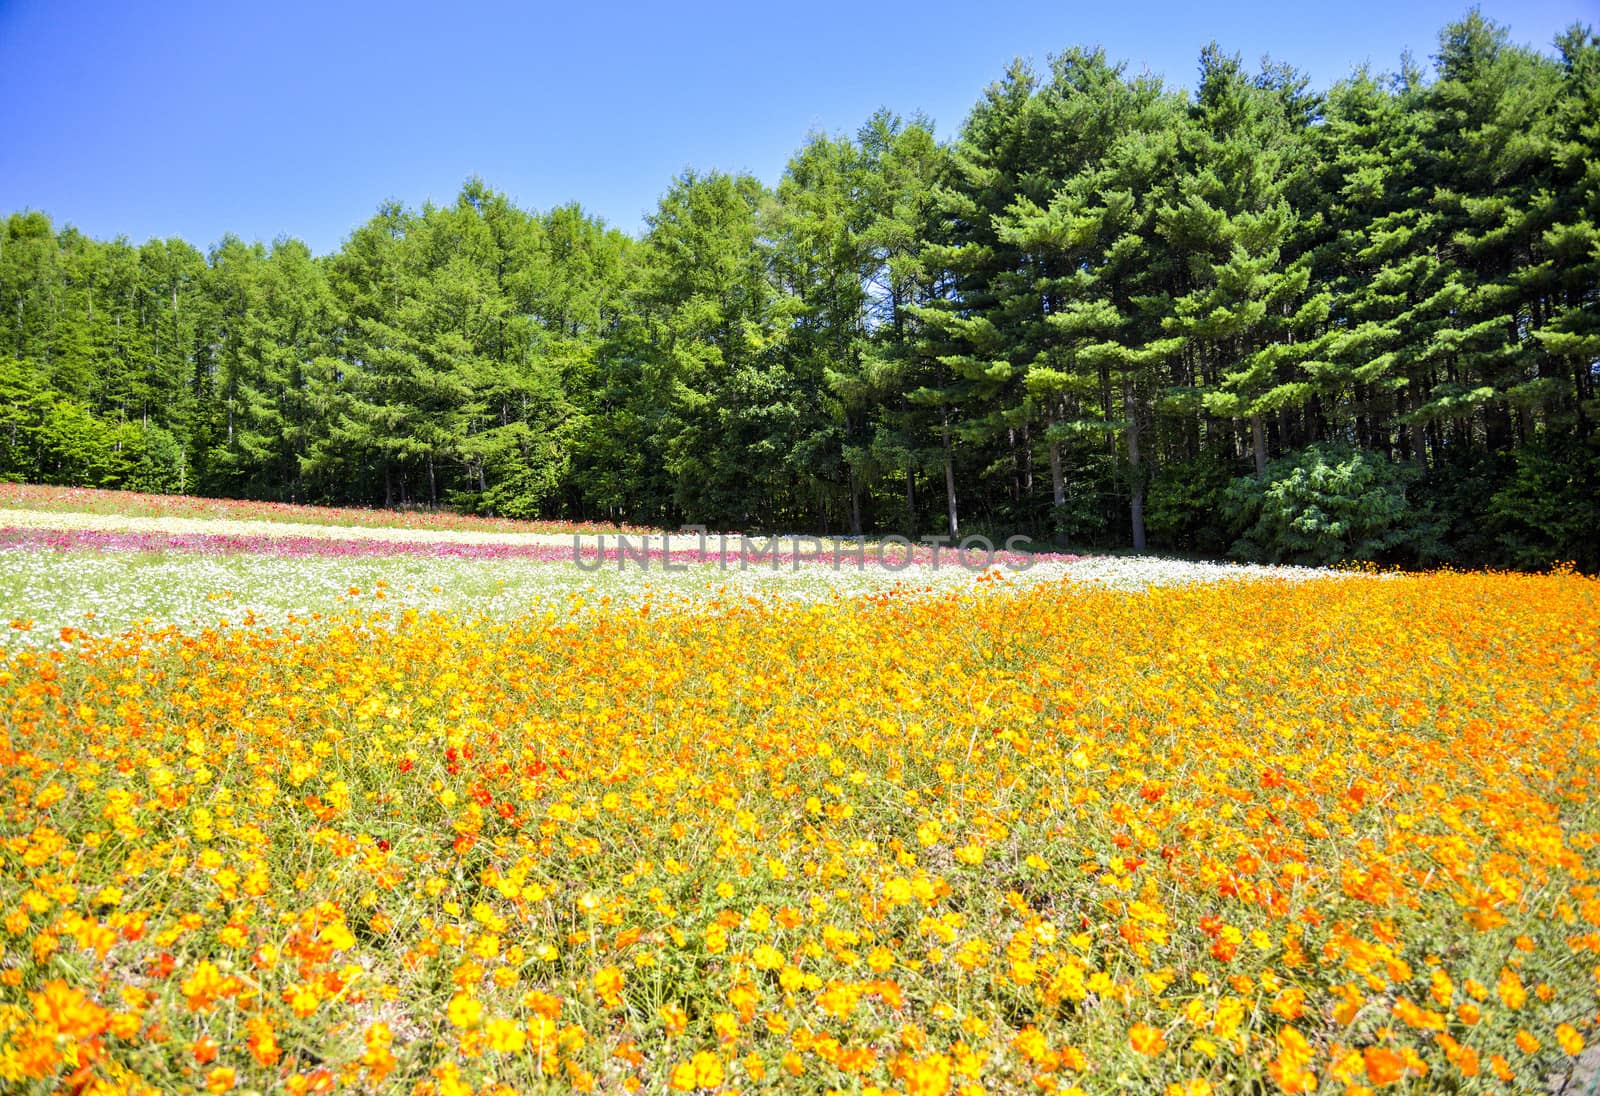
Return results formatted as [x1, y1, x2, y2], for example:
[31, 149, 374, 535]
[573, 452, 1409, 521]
[2, 532, 1598, 1094]
[1, 490, 1598, 1094]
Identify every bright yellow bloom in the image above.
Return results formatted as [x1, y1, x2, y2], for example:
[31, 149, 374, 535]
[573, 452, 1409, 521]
[447, 992, 482, 1030]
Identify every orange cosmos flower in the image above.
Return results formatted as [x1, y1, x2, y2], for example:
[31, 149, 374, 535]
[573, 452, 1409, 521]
[1363, 1046, 1405, 1085]
[593, 965, 625, 1007]
[1129, 1022, 1167, 1056]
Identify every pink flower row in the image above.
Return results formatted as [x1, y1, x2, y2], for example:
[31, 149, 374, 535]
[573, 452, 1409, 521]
[0, 483, 645, 536]
[0, 527, 1075, 569]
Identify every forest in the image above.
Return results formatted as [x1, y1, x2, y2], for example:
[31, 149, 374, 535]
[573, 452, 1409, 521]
[2, 11, 1596, 568]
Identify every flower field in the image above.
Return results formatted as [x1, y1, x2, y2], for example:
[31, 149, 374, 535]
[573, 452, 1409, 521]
[2, 531, 1598, 1096]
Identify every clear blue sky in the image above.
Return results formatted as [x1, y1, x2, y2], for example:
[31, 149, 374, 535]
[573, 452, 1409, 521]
[1, 0, 1590, 254]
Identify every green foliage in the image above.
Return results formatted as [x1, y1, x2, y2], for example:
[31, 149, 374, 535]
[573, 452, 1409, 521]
[109, 423, 187, 494]
[1146, 451, 1242, 557]
[34, 401, 119, 486]
[1487, 432, 1600, 572]
[0, 353, 188, 492]
[1045, 450, 1118, 544]
[1221, 444, 1440, 565]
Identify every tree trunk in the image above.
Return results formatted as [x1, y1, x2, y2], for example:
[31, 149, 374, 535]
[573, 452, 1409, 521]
[1251, 413, 1267, 476]
[849, 468, 862, 537]
[1099, 365, 1114, 455]
[1021, 422, 1032, 494]
[944, 456, 959, 540]
[1128, 381, 1146, 552]
[1485, 401, 1514, 453]
[941, 412, 959, 540]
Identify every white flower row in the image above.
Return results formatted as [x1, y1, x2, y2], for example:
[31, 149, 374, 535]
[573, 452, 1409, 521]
[0, 536, 1351, 649]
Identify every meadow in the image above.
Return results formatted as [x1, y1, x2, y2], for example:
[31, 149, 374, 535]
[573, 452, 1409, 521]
[1, 498, 1598, 1094]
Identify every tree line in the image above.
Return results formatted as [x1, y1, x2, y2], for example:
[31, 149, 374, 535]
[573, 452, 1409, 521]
[3, 12, 1596, 568]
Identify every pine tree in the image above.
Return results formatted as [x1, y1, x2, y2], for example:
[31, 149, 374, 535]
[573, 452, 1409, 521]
[1165, 46, 1326, 478]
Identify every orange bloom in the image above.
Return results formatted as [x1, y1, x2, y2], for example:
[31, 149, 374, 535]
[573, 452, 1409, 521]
[1129, 1022, 1167, 1056]
[1363, 1046, 1405, 1085]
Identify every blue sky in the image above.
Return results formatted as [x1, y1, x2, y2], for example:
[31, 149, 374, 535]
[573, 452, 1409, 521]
[1, 0, 1591, 254]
